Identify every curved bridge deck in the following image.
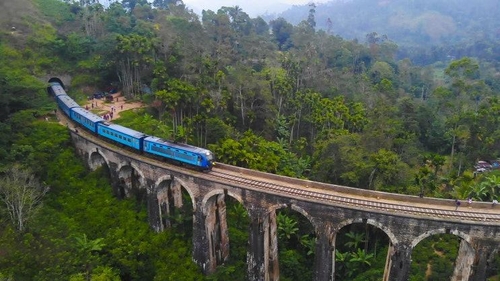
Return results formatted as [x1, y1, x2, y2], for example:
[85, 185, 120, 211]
[58, 110, 500, 225]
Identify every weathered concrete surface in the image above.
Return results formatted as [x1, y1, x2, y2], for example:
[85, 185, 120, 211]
[452, 239, 475, 281]
[70, 132, 500, 281]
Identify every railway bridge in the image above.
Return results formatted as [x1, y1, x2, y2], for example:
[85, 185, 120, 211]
[69, 129, 500, 281]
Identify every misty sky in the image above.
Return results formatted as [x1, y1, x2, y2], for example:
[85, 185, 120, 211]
[183, 0, 323, 16]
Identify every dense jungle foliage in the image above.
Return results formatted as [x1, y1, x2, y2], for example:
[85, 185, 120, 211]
[1, 0, 500, 280]
[277, 0, 500, 65]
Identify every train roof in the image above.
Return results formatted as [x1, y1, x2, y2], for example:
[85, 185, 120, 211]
[57, 94, 81, 109]
[99, 122, 148, 139]
[144, 136, 213, 155]
[72, 107, 105, 123]
[50, 83, 68, 96]
[48, 78, 65, 89]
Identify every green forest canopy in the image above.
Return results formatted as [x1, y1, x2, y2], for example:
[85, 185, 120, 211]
[2, 0, 500, 196]
[2, 0, 500, 280]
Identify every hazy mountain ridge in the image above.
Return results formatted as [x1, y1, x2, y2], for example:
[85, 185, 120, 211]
[274, 0, 500, 47]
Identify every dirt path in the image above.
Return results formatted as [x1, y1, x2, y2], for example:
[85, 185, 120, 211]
[83, 93, 144, 120]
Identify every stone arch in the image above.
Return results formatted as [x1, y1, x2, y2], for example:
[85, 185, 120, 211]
[200, 188, 249, 271]
[290, 204, 316, 224]
[117, 161, 146, 186]
[202, 189, 245, 214]
[267, 203, 289, 214]
[155, 175, 173, 190]
[116, 161, 147, 198]
[88, 148, 109, 171]
[335, 218, 398, 246]
[267, 203, 317, 233]
[202, 189, 224, 214]
[155, 175, 196, 210]
[410, 228, 472, 248]
[269, 203, 318, 280]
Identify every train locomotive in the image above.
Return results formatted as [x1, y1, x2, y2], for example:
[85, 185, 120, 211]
[47, 78, 214, 171]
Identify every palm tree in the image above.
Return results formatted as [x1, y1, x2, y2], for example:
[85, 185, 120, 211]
[299, 234, 316, 256]
[277, 213, 298, 240]
[75, 234, 105, 254]
[230, 204, 248, 228]
[344, 231, 366, 250]
[75, 233, 105, 280]
[480, 174, 500, 200]
[335, 250, 351, 278]
[470, 182, 488, 200]
[349, 248, 374, 266]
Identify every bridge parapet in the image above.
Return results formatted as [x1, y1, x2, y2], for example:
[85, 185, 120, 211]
[68, 130, 500, 281]
[216, 163, 499, 210]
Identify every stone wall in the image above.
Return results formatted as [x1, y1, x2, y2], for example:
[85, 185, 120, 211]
[70, 132, 500, 281]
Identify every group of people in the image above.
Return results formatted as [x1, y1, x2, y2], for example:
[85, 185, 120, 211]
[103, 112, 113, 120]
[455, 197, 498, 210]
[86, 96, 125, 121]
[85, 102, 98, 110]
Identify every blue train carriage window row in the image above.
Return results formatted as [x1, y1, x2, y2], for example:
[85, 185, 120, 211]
[71, 107, 104, 133]
[56, 94, 81, 117]
[97, 123, 147, 150]
[143, 136, 214, 169]
[143, 137, 198, 166]
[175, 141, 214, 168]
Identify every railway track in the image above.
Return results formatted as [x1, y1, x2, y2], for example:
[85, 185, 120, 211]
[57, 112, 500, 224]
[208, 170, 500, 223]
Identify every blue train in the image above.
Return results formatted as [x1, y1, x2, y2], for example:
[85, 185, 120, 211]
[47, 78, 214, 171]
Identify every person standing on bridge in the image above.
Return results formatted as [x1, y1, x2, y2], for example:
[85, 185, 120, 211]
[455, 199, 461, 210]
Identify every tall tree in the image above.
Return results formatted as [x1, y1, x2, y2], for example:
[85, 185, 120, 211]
[270, 17, 294, 51]
[115, 33, 155, 98]
[0, 165, 49, 232]
[307, 3, 316, 29]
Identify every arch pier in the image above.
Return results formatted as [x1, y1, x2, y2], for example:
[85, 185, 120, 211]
[71, 131, 500, 281]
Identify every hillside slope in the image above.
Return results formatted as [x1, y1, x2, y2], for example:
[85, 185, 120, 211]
[275, 0, 500, 47]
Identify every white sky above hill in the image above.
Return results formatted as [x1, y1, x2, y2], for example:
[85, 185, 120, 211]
[183, 0, 327, 16]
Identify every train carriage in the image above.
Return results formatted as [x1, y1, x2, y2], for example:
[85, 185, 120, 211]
[48, 82, 67, 97]
[71, 107, 104, 133]
[97, 122, 147, 150]
[143, 136, 214, 170]
[48, 77, 215, 172]
[56, 94, 81, 117]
